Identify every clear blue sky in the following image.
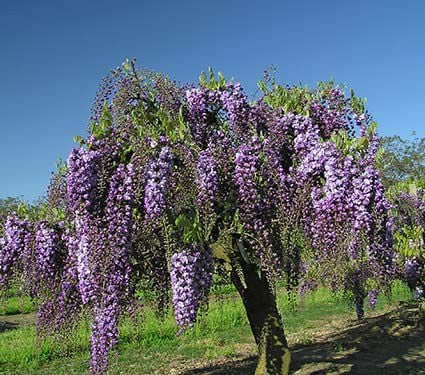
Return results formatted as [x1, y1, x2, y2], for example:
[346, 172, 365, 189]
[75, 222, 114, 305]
[1, 0, 424, 201]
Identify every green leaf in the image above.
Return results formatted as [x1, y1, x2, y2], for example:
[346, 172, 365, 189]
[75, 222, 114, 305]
[208, 67, 215, 87]
[218, 71, 226, 87]
[199, 71, 207, 87]
[73, 135, 85, 146]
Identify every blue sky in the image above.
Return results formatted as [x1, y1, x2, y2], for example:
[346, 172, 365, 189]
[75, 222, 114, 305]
[1, 0, 424, 201]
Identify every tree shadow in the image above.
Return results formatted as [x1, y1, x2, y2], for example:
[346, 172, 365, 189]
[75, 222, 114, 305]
[183, 303, 425, 374]
[182, 356, 257, 375]
[0, 320, 19, 333]
[290, 307, 425, 374]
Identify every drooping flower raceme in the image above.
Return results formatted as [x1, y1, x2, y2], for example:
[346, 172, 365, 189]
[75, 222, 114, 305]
[67, 147, 102, 304]
[405, 257, 422, 290]
[170, 245, 213, 334]
[234, 140, 261, 233]
[220, 83, 250, 138]
[186, 88, 209, 145]
[53, 227, 82, 330]
[35, 221, 59, 282]
[144, 146, 174, 221]
[90, 163, 135, 375]
[367, 290, 379, 309]
[67, 147, 101, 214]
[196, 146, 218, 217]
[0, 215, 32, 291]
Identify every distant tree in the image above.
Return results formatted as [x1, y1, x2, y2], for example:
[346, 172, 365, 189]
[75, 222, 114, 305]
[0, 197, 24, 231]
[378, 135, 425, 187]
[0, 196, 22, 214]
[0, 196, 48, 234]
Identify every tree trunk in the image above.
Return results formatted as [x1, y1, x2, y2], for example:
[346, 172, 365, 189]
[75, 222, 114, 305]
[231, 262, 291, 375]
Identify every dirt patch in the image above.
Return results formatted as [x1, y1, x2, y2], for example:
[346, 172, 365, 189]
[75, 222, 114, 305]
[0, 312, 35, 332]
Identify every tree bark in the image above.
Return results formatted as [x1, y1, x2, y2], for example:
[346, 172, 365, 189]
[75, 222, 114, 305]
[231, 262, 291, 375]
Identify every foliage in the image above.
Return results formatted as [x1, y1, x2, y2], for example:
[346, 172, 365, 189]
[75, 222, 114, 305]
[378, 135, 425, 187]
[0, 197, 46, 234]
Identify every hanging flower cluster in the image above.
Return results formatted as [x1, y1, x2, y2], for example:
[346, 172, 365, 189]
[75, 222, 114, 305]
[35, 221, 59, 282]
[196, 147, 218, 213]
[144, 146, 174, 221]
[0, 215, 32, 290]
[170, 245, 213, 334]
[90, 164, 135, 374]
[67, 147, 101, 214]
[404, 257, 423, 290]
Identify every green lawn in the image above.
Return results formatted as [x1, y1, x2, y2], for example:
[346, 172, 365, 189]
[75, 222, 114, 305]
[0, 282, 412, 374]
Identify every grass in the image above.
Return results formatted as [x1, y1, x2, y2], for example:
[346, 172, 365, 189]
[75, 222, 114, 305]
[0, 285, 38, 316]
[0, 281, 412, 374]
[0, 296, 36, 316]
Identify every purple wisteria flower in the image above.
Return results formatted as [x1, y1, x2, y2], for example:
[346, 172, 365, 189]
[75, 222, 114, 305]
[144, 146, 173, 221]
[186, 88, 209, 144]
[220, 83, 249, 136]
[89, 163, 135, 375]
[0, 215, 32, 290]
[35, 221, 59, 281]
[367, 290, 379, 310]
[405, 257, 422, 289]
[234, 139, 261, 231]
[196, 146, 218, 214]
[170, 245, 213, 334]
[67, 147, 101, 214]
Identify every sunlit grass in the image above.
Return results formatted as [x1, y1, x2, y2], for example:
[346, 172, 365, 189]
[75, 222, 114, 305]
[0, 282, 412, 374]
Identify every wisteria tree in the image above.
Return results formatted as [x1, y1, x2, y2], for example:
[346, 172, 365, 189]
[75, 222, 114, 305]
[0, 61, 395, 375]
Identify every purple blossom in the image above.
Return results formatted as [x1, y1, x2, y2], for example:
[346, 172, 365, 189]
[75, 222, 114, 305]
[310, 87, 351, 138]
[170, 245, 213, 334]
[367, 290, 379, 310]
[220, 83, 250, 137]
[90, 294, 120, 374]
[35, 221, 59, 281]
[405, 257, 422, 289]
[144, 146, 173, 221]
[89, 163, 135, 374]
[74, 216, 101, 304]
[67, 147, 101, 214]
[0, 215, 32, 290]
[54, 227, 82, 329]
[196, 146, 218, 214]
[186, 88, 209, 144]
[234, 139, 261, 232]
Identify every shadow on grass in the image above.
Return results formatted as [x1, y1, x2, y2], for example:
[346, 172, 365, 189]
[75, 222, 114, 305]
[0, 320, 19, 333]
[183, 302, 425, 375]
[0, 312, 36, 334]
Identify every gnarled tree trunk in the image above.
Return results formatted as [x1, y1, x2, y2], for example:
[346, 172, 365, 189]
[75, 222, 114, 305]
[231, 261, 291, 375]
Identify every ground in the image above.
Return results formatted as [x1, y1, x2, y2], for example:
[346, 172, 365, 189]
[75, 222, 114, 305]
[1, 289, 424, 374]
[157, 303, 425, 375]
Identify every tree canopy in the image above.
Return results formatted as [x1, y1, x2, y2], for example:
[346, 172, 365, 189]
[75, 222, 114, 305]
[378, 135, 425, 187]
